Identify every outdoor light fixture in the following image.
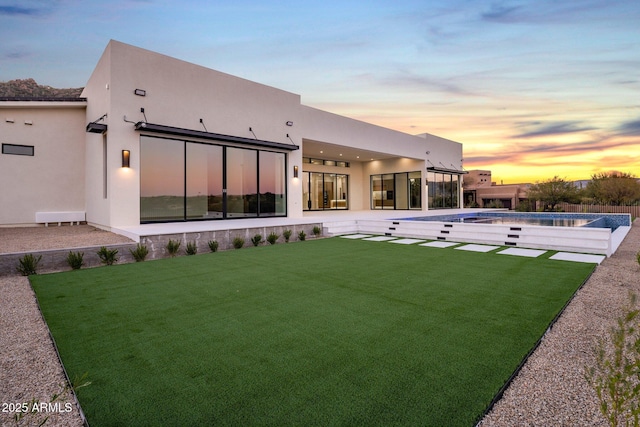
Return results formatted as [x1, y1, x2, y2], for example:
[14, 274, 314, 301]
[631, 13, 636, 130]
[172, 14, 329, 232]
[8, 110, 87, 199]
[122, 150, 130, 168]
[134, 89, 146, 96]
[293, 165, 299, 178]
[286, 121, 293, 126]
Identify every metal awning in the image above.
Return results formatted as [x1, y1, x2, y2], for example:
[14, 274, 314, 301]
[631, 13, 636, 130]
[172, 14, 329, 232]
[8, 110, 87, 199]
[86, 122, 108, 134]
[427, 166, 468, 174]
[134, 122, 299, 151]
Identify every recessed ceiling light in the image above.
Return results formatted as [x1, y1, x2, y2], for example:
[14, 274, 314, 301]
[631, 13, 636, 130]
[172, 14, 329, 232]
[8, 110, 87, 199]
[339, 153, 342, 156]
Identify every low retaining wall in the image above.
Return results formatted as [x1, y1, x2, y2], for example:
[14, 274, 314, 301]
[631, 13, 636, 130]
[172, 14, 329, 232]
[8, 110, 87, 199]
[139, 223, 321, 260]
[0, 223, 322, 276]
[323, 219, 617, 256]
[0, 242, 138, 276]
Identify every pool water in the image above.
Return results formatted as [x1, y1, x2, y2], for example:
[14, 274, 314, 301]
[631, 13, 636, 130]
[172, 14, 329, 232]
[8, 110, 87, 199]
[403, 212, 630, 231]
[449, 216, 592, 227]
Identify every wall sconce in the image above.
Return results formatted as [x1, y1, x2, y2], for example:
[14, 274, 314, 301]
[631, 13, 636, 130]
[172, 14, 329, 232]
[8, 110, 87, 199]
[134, 89, 146, 96]
[293, 165, 299, 178]
[286, 121, 293, 126]
[122, 150, 130, 168]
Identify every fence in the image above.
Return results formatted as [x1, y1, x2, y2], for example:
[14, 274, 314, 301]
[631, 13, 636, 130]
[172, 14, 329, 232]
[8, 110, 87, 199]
[557, 203, 640, 218]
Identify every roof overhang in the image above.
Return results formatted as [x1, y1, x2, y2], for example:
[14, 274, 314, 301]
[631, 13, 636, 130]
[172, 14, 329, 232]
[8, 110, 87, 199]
[86, 122, 108, 134]
[134, 122, 299, 151]
[427, 166, 469, 175]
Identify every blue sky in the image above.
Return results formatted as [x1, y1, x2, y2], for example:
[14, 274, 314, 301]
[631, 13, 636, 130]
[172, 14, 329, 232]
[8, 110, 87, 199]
[2, 0, 639, 183]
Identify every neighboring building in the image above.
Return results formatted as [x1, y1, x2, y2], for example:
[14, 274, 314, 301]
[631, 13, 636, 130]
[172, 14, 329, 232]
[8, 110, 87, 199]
[0, 40, 465, 231]
[463, 170, 530, 209]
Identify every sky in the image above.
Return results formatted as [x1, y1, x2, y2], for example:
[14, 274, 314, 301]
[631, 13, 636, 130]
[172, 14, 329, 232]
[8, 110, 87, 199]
[1, 0, 639, 184]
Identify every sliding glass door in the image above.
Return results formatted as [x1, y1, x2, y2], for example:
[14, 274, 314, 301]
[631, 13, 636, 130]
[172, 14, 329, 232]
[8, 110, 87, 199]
[140, 136, 287, 222]
[371, 172, 421, 210]
[302, 172, 349, 210]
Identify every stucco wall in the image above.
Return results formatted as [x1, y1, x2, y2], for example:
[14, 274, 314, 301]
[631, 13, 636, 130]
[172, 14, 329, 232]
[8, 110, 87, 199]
[0, 104, 86, 226]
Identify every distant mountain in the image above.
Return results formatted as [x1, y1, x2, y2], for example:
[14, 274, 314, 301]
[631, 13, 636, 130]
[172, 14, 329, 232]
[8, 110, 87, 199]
[0, 78, 83, 98]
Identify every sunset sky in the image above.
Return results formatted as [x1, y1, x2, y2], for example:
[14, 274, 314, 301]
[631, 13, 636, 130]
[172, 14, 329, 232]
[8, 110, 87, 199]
[2, 0, 639, 184]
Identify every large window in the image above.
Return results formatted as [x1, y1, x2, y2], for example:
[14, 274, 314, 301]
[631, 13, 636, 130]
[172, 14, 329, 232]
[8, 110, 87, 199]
[186, 143, 223, 219]
[371, 172, 421, 210]
[140, 137, 185, 221]
[259, 151, 286, 216]
[302, 172, 349, 210]
[140, 136, 287, 222]
[427, 172, 460, 209]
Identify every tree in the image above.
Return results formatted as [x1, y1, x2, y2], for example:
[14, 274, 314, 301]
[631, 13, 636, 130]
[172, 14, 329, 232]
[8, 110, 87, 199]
[585, 172, 640, 206]
[527, 176, 580, 211]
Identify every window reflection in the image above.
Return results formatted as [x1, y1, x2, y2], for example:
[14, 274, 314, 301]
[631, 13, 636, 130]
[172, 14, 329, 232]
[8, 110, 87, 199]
[427, 172, 460, 209]
[259, 151, 286, 216]
[140, 136, 287, 222]
[140, 136, 185, 222]
[226, 147, 258, 218]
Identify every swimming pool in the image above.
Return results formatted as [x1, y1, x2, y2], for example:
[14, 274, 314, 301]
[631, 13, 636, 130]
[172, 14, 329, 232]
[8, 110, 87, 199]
[404, 212, 629, 231]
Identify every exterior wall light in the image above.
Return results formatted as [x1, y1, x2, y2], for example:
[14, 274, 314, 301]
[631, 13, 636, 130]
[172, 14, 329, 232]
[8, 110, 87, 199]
[122, 150, 130, 168]
[293, 165, 299, 178]
[134, 89, 146, 96]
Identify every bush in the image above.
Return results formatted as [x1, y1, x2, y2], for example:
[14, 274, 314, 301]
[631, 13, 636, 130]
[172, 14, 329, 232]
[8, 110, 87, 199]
[298, 230, 306, 241]
[186, 241, 198, 255]
[16, 253, 42, 276]
[166, 239, 181, 257]
[130, 244, 149, 262]
[585, 293, 640, 426]
[283, 229, 292, 243]
[267, 232, 279, 245]
[251, 234, 262, 247]
[233, 237, 245, 249]
[208, 240, 219, 252]
[636, 251, 640, 267]
[312, 226, 321, 237]
[66, 251, 84, 270]
[97, 246, 118, 266]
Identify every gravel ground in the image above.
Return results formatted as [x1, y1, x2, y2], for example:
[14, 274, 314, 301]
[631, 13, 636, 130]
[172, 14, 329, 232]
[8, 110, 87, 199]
[0, 223, 638, 426]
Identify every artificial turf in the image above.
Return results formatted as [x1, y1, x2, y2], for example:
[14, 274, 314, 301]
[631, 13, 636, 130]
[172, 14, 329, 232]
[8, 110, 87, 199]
[30, 237, 595, 426]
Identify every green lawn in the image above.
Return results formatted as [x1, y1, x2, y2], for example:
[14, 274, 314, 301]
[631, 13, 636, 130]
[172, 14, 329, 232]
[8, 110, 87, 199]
[30, 237, 595, 426]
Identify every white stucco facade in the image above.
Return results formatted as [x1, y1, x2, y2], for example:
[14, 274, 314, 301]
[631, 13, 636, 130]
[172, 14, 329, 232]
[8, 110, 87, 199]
[0, 40, 465, 230]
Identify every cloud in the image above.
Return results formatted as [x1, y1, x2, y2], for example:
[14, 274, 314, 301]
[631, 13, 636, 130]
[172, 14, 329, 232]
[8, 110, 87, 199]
[0, 5, 41, 16]
[481, 4, 523, 22]
[3, 51, 30, 59]
[378, 71, 479, 97]
[616, 118, 640, 136]
[513, 121, 597, 138]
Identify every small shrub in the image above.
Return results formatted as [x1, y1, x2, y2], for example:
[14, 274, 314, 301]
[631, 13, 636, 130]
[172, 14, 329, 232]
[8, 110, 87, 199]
[298, 230, 306, 241]
[283, 229, 292, 243]
[208, 240, 219, 252]
[66, 251, 84, 270]
[636, 251, 640, 267]
[97, 246, 118, 265]
[130, 244, 149, 262]
[312, 226, 321, 237]
[166, 239, 181, 257]
[16, 253, 42, 276]
[233, 236, 245, 249]
[267, 232, 279, 245]
[585, 293, 640, 427]
[186, 241, 198, 255]
[251, 234, 262, 247]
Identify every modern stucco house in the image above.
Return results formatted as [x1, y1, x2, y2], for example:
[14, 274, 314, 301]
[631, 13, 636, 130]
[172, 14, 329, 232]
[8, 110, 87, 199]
[0, 40, 465, 236]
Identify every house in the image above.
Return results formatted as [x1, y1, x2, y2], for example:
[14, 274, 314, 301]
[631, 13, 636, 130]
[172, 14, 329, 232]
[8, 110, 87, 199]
[0, 40, 465, 234]
[463, 170, 530, 210]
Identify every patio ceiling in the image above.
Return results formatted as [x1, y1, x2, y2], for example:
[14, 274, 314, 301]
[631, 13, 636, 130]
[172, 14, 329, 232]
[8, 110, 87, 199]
[302, 139, 398, 162]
